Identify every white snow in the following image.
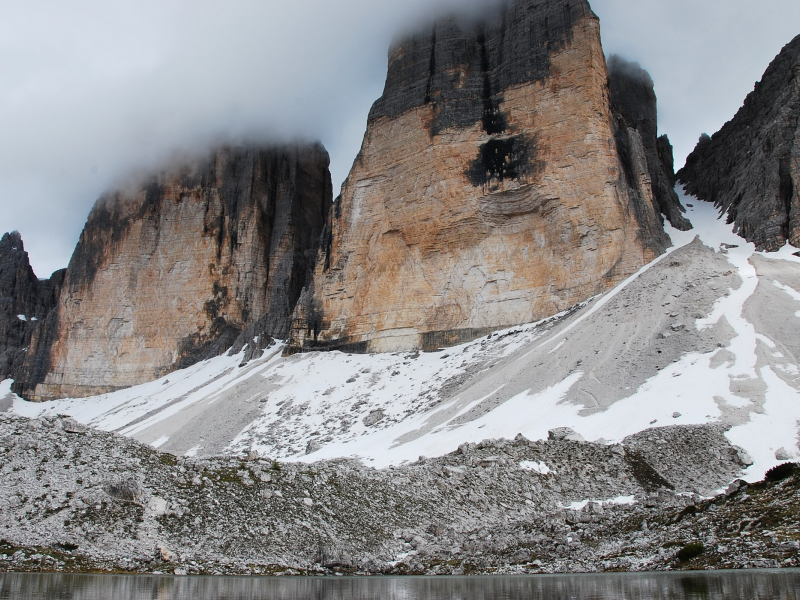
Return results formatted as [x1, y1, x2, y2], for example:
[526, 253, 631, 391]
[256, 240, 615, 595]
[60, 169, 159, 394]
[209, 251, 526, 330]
[519, 461, 552, 474]
[16, 315, 26, 321]
[562, 496, 636, 511]
[4, 188, 800, 488]
[151, 435, 170, 448]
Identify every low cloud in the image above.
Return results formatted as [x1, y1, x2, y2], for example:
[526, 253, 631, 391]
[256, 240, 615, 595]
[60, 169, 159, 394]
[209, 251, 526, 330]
[1, 0, 799, 275]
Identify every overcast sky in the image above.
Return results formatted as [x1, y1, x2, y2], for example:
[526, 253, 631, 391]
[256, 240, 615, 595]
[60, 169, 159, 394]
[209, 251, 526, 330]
[1, 0, 798, 277]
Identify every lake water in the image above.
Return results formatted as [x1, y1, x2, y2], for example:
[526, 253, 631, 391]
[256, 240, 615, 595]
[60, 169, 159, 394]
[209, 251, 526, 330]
[1, 570, 799, 599]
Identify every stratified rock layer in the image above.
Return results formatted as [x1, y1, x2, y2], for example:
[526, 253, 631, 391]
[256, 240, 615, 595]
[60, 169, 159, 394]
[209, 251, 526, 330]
[14, 145, 332, 400]
[678, 35, 800, 251]
[0, 232, 64, 383]
[289, 0, 680, 354]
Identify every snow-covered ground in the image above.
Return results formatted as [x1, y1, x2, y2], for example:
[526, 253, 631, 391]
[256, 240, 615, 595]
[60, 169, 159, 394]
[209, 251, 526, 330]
[4, 190, 800, 484]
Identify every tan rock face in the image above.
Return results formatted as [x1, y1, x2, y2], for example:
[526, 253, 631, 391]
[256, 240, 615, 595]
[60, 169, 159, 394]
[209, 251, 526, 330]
[15, 145, 331, 400]
[289, 0, 674, 354]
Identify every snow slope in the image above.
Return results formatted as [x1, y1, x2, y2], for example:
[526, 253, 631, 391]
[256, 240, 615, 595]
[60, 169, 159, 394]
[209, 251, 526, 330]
[4, 191, 800, 483]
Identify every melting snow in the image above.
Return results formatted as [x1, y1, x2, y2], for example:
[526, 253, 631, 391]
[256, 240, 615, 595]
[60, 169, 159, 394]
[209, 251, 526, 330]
[4, 188, 800, 486]
[562, 496, 636, 511]
[519, 461, 552, 474]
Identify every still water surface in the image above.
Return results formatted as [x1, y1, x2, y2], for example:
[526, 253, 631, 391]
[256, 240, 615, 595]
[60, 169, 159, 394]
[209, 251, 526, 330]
[1, 570, 799, 599]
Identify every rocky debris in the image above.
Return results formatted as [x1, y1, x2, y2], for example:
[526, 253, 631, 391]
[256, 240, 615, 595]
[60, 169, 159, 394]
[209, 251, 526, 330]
[2, 412, 789, 577]
[13, 144, 332, 401]
[548, 428, 585, 442]
[678, 34, 800, 251]
[608, 55, 691, 232]
[363, 409, 385, 427]
[289, 0, 676, 356]
[0, 232, 64, 384]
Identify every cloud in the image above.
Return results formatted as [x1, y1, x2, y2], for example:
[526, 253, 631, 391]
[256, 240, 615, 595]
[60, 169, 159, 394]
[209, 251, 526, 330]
[1, 0, 799, 276]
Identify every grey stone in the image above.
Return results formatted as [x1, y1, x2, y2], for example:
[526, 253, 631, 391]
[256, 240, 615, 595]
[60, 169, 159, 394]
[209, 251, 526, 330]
[363, 409, 385, 427]
[548, 427, 585, 442]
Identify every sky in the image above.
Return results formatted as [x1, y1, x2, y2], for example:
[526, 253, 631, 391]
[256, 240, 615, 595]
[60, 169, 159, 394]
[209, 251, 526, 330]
[1, 0, 798, 277]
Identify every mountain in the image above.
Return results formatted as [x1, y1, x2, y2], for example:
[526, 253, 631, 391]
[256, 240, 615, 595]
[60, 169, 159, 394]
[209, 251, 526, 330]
[10, 144, 332, 401]
[0, 232, 64, 384]
[3, 198, 800, 575]
[677, 35, 800, 251]
[7, 198, 798, 481]
[288, 0, 686, 355]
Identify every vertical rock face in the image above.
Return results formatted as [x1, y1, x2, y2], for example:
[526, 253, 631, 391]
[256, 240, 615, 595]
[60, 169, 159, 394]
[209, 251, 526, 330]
[677, 35, 800, 251]
[607, 56, 691, 232]
[289, 0, 681, 354]
[14, 144, 332, 400]
[0, 233, 64, 382]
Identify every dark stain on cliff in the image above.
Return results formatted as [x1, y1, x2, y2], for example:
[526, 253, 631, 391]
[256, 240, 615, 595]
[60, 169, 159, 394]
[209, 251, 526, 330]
[467, 136, 534, 187]
[369, 0, 590, 136]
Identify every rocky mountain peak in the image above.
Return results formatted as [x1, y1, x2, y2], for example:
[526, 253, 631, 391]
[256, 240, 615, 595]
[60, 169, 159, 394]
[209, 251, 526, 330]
[608, 55, 691, 232]
[0, 231, 24, 253]
[677, 34, 800, 251]
[0, 231, 64, 384]
[10, 143, 332, 401]
[288, 0, 682, 355]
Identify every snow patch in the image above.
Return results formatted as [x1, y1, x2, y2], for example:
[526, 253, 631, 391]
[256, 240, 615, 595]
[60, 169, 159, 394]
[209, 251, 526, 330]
[562, 495, 636, 511]
[151, 435, 170, 448]
[519, 461, 552, 474]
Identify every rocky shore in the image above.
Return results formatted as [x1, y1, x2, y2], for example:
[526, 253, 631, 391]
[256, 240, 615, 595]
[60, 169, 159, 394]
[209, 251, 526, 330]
[1, 413, 797, 576]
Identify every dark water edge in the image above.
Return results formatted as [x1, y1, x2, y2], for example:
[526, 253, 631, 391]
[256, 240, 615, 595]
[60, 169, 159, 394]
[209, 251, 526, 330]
[1, 570, 799, 600]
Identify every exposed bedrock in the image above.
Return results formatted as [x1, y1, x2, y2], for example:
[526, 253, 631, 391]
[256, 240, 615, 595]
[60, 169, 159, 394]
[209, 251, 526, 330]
[0, 232, 65, 383]
[607, 55, 691, 232]
[677, 35, 800, 251]
[13, 144, 332, 401]
[289, 0, 683, 355]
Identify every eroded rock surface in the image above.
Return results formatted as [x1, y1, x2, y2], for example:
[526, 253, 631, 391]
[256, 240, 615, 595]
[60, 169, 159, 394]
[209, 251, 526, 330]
[608, 55, 691, 232]
[4, 413, 788, 577]
[678, 35, 800, 251]
[289, 0, 682, 355]
[13, 145, 332, 400]
[0, 232, 64, 383]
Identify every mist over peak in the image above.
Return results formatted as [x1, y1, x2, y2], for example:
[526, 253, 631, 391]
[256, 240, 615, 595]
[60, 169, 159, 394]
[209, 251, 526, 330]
[1, 0, 799, 276]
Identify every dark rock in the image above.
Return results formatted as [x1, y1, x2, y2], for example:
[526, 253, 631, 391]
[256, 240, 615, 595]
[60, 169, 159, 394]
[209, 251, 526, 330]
[608, 55, 692, 231]
[677, 35, 800, 251]
[368, 0, 592, 135]
[0, 231, 64, 383]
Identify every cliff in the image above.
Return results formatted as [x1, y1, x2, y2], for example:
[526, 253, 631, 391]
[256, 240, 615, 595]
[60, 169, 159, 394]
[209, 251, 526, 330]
[13, 144, 332, 400]
[607, 55, 691, 231]
[288, 0, 684, 354]
[677, 35, 800, 251]
[0, 232, 64, 383]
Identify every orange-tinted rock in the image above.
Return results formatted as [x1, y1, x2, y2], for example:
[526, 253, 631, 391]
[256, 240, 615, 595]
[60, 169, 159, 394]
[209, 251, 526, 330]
[14, 145, 331, 400]
[288, 0, 681, 354]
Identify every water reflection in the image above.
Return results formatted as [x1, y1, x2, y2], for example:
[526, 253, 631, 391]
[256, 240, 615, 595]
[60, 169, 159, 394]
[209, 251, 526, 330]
[1, 570, 799, 600]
